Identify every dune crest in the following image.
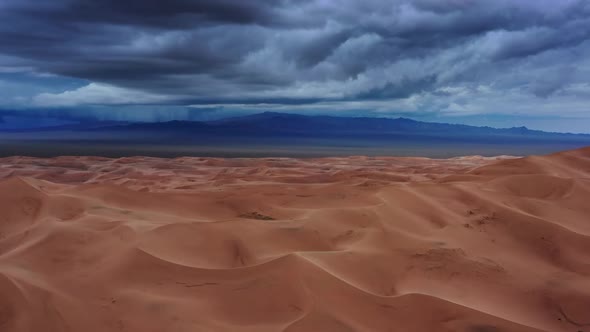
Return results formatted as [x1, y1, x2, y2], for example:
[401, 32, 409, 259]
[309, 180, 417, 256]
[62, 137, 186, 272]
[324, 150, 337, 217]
[0, 148, 589, 331]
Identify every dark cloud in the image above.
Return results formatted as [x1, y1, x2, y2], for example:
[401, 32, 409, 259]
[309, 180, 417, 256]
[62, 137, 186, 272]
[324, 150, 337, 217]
[4, 0, 286, 28]
[0, 0, 589, 120]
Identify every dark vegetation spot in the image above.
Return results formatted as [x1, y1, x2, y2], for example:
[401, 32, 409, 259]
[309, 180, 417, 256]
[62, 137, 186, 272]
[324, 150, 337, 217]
[477, 212, 497, 225]
[239, 212, 275, 220]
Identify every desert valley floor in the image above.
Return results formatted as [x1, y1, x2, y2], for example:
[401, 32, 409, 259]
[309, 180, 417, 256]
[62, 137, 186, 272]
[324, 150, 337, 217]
[1, 148, 590, 332]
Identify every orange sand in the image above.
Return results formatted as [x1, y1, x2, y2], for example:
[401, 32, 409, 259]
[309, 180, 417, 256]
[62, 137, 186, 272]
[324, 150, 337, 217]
[0, 148, 589, 332]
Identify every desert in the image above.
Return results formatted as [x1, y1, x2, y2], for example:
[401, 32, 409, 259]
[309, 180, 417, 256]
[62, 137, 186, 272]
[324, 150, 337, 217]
[0, 147, 589, 332]
[3, 1, 590, 331]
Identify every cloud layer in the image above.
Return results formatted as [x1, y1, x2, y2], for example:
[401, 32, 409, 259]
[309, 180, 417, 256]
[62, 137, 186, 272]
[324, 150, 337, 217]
[1, 0, 590, 131]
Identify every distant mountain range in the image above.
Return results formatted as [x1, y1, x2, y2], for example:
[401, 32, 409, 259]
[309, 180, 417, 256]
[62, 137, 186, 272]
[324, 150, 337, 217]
[5, 111, 590, 140]
[2, 112, 590, 158]
[98, 112, 589, 140]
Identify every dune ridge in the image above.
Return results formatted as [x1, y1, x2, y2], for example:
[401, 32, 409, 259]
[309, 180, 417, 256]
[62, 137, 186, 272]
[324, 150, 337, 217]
[0, 148, 589, 331]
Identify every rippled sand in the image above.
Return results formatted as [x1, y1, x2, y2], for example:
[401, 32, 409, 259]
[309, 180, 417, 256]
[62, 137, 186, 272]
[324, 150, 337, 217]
[0, 148, 589, 332]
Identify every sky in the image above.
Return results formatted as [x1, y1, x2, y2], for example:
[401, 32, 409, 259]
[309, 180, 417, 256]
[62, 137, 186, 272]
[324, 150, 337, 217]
[1, 0, 590, 132]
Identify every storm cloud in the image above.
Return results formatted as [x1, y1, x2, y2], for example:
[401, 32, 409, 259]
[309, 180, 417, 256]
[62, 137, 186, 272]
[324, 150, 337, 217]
[1, 0, 590, 131]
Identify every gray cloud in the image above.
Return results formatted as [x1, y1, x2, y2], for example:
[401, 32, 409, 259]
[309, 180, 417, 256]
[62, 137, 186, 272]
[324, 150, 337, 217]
[0, 0, 589, 126]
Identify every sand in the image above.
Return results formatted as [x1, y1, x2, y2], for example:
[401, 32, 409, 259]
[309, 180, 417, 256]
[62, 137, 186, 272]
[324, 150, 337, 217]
[0, 147, 589, 332]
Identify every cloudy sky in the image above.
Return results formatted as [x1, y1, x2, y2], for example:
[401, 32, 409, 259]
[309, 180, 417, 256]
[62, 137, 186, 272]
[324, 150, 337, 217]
[1, 0, 590, 132]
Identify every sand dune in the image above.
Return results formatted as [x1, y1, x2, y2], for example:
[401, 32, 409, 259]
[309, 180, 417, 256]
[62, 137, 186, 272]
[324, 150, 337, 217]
[0, 148, 589, 331]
